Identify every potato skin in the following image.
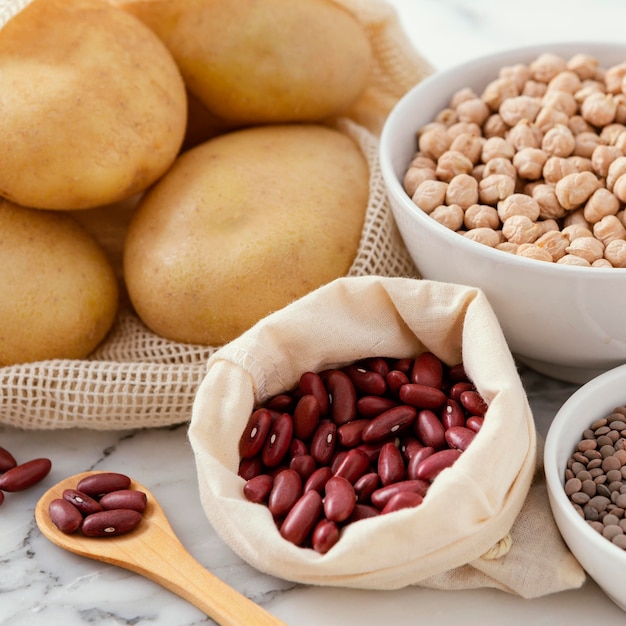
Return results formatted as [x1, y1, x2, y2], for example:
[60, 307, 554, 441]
[123, 124, 369, 345]
[0, 201, 119, 366]
[0, 0, 187, 210]
[114, 0, 372, 125]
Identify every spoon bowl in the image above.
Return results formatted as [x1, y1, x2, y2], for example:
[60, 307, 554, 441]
[35, 471, 287, 626]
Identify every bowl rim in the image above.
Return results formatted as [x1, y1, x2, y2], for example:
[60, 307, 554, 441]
[544, 363, 626, 563]
[379, 40, 626, 277]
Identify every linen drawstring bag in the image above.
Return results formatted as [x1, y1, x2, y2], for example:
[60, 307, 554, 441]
[189, 275, 585, 597]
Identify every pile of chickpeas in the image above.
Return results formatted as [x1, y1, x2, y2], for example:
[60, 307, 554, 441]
[403, 52, 626, 267]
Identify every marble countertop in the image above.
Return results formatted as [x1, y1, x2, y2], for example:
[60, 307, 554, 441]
[4, 1, 626, 624]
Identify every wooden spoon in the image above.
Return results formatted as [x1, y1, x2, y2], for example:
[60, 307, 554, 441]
[35, 471, 287, 626]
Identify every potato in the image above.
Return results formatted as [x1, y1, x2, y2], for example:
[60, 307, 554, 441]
[111, 0, 372, 125]
[123, 124, 369, 345]
[0, 0, 187, 210]
[0, 200, 119, 366]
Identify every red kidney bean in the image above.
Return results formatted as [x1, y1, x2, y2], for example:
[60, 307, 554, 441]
[449, 381, 475, 402]
[326, 370, 357, 425]
[280, 490, 323, 546]
[310, 421, 337, 465]
[290, 454, 316, 482]
[356, 395, 398, 419]
[385, 369, 409, 396]
[343, 364, 387, 396]
[441, 398, 466, 430]
[238, 456, 263, 480]
[0, 491, 4, 506]
[289, 438, 308, 458]
[238, 408, 273, 458]
[459, 390, 488, 417]
[392, 357, 413, 375]
[99, 489, 148, 513]
[356, 440, 388, 464]
[0, 458, 51, 492]
[266, 394, 295, 413]
[413, 448, 462, 481]
[77, 472, 131, 497]
[381, 490, 423, 514]
[445, 426, 477, 451]
[323, 476, 356, 523]
[399, 383, 447, 409]
[411, 352, 443, 389]
[298, 371, 330, 416]
[330, 450, 348, 475]
[399, 436, 425, 462]
[353, 471, 380, 503]
[0, 446, 17, 472]
[466, 416, 484, 433]
[363, 357, 391, 378]
[361, 405, 417, 443]
[378, 442, 405, 486]
[414, 410, 446, 450]
[81, 509, 143, 537]
[261, 412, 293, 468]
[333, 448, 370, 484]
[406, 446, 435, 480]
[243, 474, 274, 504]
[312, 518, 340, 554]
[337, 419, 369, 447]
[370, 479, 430, 509]
[293, 395, 321, 441]
[268, 469, 302, 517]
[48, 498, 83, 534]
[448, 362, 469, 382]
[347, 503, 380, 522]
[304, 466, 332, 494]
[62, 489, 104, 516]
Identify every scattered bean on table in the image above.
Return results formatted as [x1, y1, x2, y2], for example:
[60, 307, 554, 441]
[238, 353, 487, 553]
[0, 446, 51, 507]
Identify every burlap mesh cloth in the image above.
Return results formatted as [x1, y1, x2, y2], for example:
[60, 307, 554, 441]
[0, 0, 432, 430]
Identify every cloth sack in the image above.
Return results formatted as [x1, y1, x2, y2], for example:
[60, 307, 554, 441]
[188, 275, 585, 597]
[0, 0, 429, 429]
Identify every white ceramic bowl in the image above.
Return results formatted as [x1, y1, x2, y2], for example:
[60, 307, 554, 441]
[544, 364, 626, 612]
[380, 42, 626, 384]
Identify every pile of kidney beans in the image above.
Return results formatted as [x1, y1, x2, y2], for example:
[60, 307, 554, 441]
[0, 446, 51, 507]
[238, 352, 488, 553]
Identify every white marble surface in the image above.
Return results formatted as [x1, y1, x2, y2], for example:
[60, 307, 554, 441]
[4, 1, 626, 624]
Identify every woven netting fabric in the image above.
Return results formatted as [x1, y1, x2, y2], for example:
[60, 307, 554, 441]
[0, 0, 433, 430]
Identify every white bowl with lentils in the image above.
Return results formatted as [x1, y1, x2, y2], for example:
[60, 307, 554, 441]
[380, 42, 626, 385]
[545, 363, 626, 613]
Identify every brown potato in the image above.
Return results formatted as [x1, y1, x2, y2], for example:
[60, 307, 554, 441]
[123, 124, 369, 345]
[112, 0, 372, 125]
[0, 200, 119, 366]
[0, 0, 187, 210]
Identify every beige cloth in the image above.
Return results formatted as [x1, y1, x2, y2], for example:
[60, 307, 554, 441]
[188, 276, 584, 597]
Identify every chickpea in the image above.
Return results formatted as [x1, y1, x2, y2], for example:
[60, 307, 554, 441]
[471, 164, 485, 182]
[604, 239, 626, 267]
[547, 71, 582, 95]
[445, 173, 479, 209]
[537, 218, 560, 235]
[482, 113, 508, 138]
[562, 223, 594, 241]
[574, 81, 605, 105]
[463, 227, 503, 247]
[541, 124, 575, 157]
[599, 122, 626, 145]
[403, 167, 436, 196]
[435, 108, 458, 126]
[499, 63, 532, 91]
[562, 209, 591, 229]
[592, 258, 613, 268]
[530, 53, 567, 83]
[502, 214, 542, 244]
[450, 87, 478, 109]
[430, 203, 464, 231]
[450, 132, 485, 164]
[565, 236, 605, 264]
[556, 254, 591, 266]
[418, 125, 451, 160]
[481, 136, 516, 162]
[543, 156, 578, 184]
[435, 150, 474, 182]
[496, 241, 519, 254]
[535, 183, 568, 220]
[605, 61, 626, 94]
[408, 153, 437, 170]
[478, 173, 516, 204]
[515, 242, 553, 263]
[499, 95, 542, 126]
[535, 106, 569, 133]
[483, 157, 517, 179]
[456, 97, 490, 126]
[568, 114, 595, 135]
[481, 76, 519, 111]
[513, 147, 548, 180]
[614, 94, 626, 124]
[411, 179, 449, 213]
[447, 121, 482, 141]
[573, 131, 604, 159]
[606, 155, 626, 191]
[611, 174, 626, 203]
[497, 192, 541, 222]
[618, 209, 626, 229]
[593, 214, 626, 245]
[535, 229, 569, 261]
[506, 120, 543, 150]
[583, 187, 620, 223]
[522, 80, 547, 98]
[463, 203, 500, 230]
[555, 171, 601, 209]
[590, 144, 620, 178]
[581, 92, 617, 127]
[567, 53, 599, 81]
[542, 89, 578, 116]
